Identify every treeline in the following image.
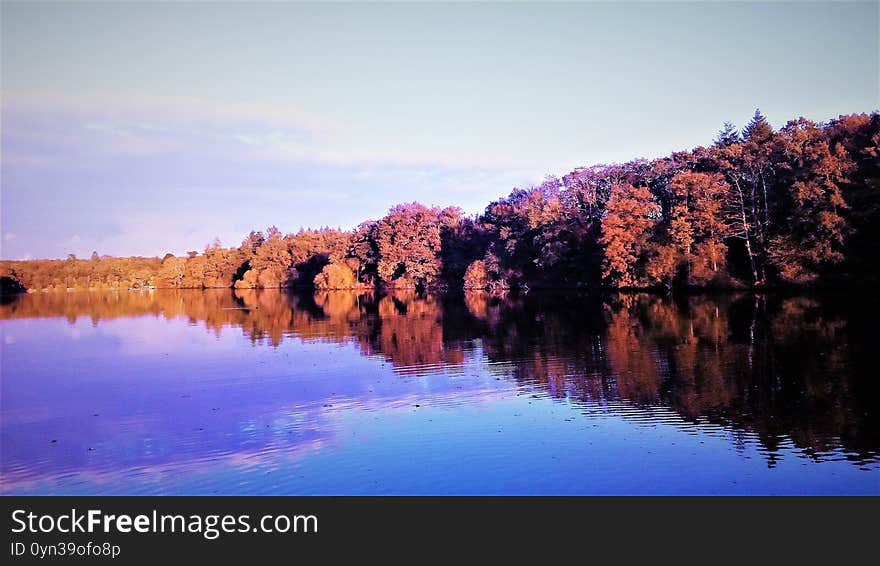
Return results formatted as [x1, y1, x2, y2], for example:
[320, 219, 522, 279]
[3, 110, 878, 293]
[0, 255, 161, 293]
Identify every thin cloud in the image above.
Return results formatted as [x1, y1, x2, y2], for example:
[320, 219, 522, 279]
[1, 90, 542, 172]
[1, 91, 560, 259]
[2, 90, 336, 134]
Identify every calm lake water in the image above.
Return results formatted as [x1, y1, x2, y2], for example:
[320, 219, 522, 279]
[1, 289, 877, 495]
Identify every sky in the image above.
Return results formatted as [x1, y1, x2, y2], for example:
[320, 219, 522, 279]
[1, 1, 878, 260]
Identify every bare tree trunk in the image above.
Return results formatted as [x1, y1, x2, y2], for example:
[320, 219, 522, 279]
[744, 235, 758, 284]
[734, 179, 759, 284]
[760, 172, 771, 241]
[709, 229, 718, 272]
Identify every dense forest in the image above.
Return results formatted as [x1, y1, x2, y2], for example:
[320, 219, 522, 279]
[2, 110, 878, 293]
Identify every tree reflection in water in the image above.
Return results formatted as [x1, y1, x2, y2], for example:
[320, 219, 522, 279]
[2, 289, 877, 468]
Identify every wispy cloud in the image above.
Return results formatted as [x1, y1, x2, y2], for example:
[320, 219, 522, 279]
[1, 90, 331, 164]
[1, 91, 548, 259]
[3, 90, 336, 134]
[2, 90, 540, 172]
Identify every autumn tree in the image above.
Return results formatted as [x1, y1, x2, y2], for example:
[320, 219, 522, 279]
[742, 108, 773, 142]
[236, 227, 292, 288]
[376, 202, 442, 288]
[314, 262, 357, 289]
[710, 130, 773, 284]
[155, 255, 186, 288]
[827, 113, 880, 285]
[767, 118, 853, 282]
[600, 183, 659, 287]
[286, 228, 350, 286]
[647, 172, 730, 286]
[347, 220, 381, 285]
[201, 238, 243, 288]
[463, 259, 488, 290]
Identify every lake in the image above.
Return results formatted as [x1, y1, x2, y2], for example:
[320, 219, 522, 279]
[1, 289, 877, 495]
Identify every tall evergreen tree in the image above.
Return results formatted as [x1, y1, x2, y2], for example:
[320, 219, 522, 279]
[742, 109, 773, 142]
[714, 121, 740, 146]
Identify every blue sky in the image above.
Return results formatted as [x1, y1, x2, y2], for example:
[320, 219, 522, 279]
[2, 1, 877, 259]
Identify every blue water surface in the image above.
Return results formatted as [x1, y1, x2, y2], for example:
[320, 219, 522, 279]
[1, 290, 877, 494]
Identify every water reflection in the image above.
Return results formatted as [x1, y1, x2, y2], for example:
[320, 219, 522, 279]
[1, 289, 878, 494]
